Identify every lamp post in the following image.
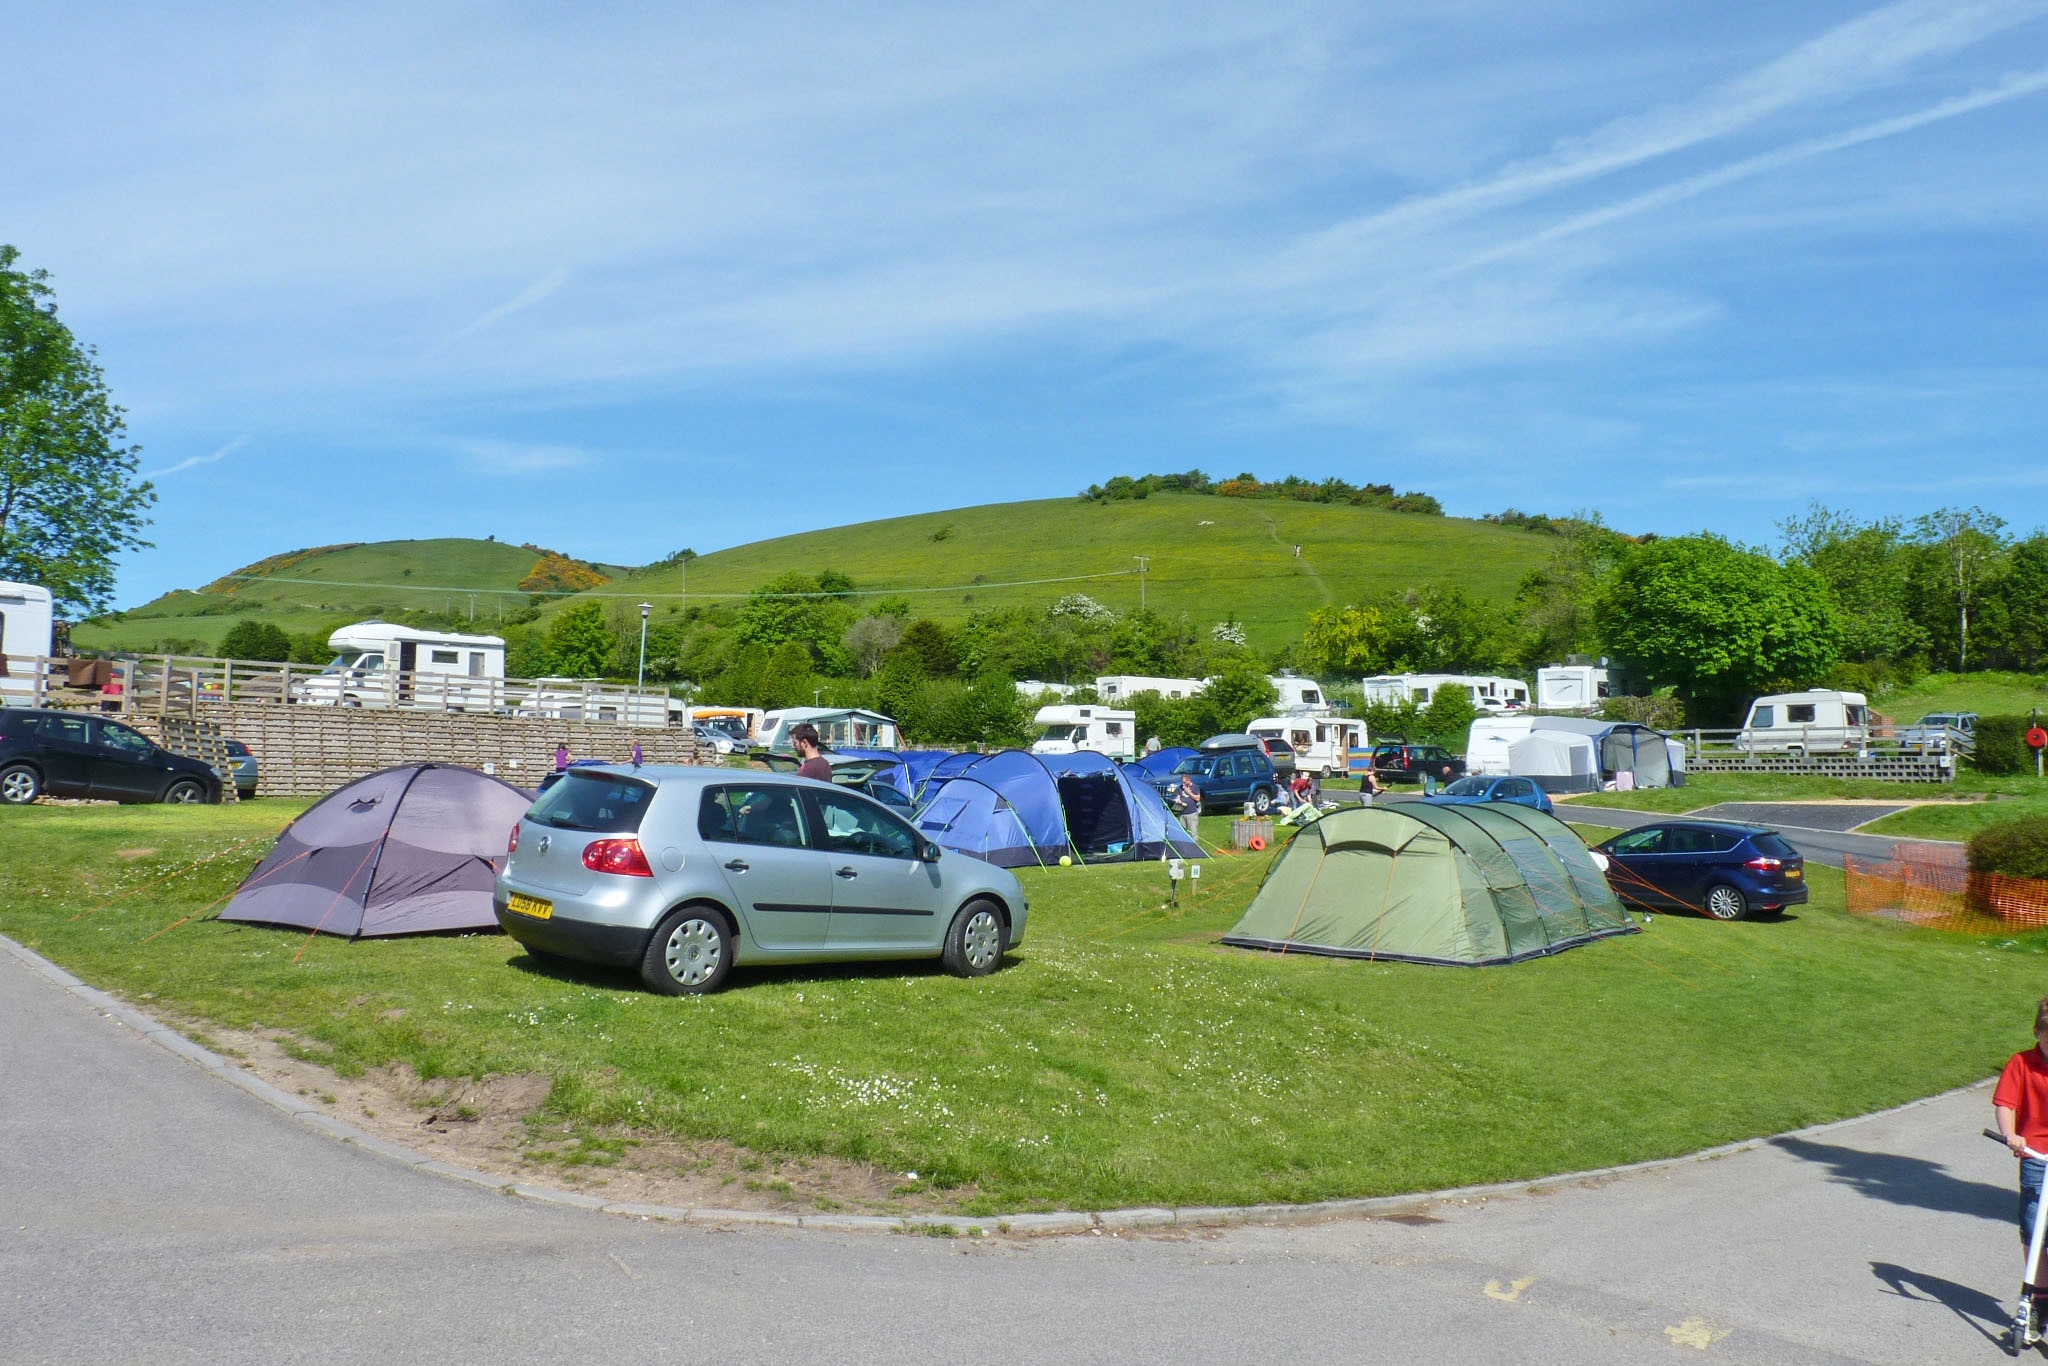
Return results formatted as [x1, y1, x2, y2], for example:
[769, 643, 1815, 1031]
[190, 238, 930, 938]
[636, 602, 652, 692]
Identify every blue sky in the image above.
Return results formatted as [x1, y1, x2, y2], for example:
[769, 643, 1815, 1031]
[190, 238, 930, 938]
[7, 1, 2046, 607]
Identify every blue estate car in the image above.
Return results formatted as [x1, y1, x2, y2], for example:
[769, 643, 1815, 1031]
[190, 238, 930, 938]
[1594, 820, 1807, 922]
[1421, 774, 1553, 815]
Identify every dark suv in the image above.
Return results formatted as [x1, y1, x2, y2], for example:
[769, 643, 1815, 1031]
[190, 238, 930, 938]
[0, 709, 220, 805]
[1371, 742, 1466, 785]
[1149, 746, 1283, 814]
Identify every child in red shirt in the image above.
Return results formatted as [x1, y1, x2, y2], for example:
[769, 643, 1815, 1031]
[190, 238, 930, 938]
[1993, 997, 2048, 1337]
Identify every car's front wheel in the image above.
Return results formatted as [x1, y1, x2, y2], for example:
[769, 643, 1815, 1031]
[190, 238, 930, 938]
[163, 779, 208, 805]
[1703, 883, 1749, 922]
[0, 764, 41, 805]
[942, 899, 1006, 978]
[642, 906, 733, 995]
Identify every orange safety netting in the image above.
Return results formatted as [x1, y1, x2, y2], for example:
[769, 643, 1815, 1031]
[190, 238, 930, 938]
[1844, 842, 2048, 933]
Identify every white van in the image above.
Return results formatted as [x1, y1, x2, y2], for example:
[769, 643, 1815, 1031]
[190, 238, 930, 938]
[1737, 690, 1870, 754]
[1361, 673, 1528, 714]
[0, 581, 55, 707]
[1030, 704, 1136, 760]
[1247, 716, 1366, 777]
[294, 621, 506, 711]
[1536, 665, 1610, 713]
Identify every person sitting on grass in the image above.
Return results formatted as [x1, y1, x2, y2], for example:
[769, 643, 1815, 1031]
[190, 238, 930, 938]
[1995, 996, 2048, 1345]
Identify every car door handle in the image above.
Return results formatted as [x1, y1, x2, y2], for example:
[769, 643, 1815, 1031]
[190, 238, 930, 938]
[724, 859, 749, 873]
[836, 867, 858, 879]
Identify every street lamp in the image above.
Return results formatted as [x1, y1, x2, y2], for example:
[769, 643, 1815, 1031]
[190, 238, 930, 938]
[636, 602, 652, 692]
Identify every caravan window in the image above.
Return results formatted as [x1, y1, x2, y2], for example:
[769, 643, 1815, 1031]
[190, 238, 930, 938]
[430, 649, 459, 666]
[1300, 688, 1320, 705]
[1845, 705, 1866, 725]
[1750, 705, 1775, 729]
[1786, 704, 1816, 723]
[1105, 721, 1123, 736]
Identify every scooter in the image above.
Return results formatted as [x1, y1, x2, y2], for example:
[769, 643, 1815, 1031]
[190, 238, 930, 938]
[1985, 1127, 2048, 1354]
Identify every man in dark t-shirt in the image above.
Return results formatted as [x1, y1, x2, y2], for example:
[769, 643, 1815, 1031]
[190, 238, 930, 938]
[791, 723, 832, 782]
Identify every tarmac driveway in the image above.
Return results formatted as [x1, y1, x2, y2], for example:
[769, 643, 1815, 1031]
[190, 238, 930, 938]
[0, 939, 2022, 1364]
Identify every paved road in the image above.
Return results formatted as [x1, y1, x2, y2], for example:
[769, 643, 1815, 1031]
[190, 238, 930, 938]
[0, 947, 2022, 1363]
[1561, 803, 1937, 869]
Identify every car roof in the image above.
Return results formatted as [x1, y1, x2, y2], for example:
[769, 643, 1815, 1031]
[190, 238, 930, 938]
[1635, 818, 1773, 836]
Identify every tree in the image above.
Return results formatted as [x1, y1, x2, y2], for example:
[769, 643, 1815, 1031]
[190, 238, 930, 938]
[1594, 534, 1842, 721]
[757, 641, 815, 710]
[544, 601, 614, 676]
[1776, 504, 1928, 667]
[1909, 507, 2007, 671]
[1992, 536, 2048, 671]
[1194, 659, 1277, 735]
[218, 619, 292, 662]
[0, 246, 155, 614]
[843, 614, 905, 676]
[1418, 687, 1479, 748]
[893, 618, 957, 677]
[1301, 598, 1413, 676]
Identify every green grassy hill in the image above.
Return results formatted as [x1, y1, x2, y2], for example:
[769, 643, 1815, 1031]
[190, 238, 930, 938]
[79, 496, 1559, 655]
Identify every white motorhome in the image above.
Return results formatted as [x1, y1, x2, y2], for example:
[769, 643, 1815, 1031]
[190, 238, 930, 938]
[294, 622, 506, 711]
[1095, 674, 1206, 702]
[757, 707, 901, 753]
[1030, 704, 1136, 760]
[1361, 673, 1529, 714]
[1247, 715, 1366, 777]
[0, 581, 55, 707]
[1266, 675, 1332, 714]
[1536, 665, 1610, 714]
[1737, 690, 1870, 754]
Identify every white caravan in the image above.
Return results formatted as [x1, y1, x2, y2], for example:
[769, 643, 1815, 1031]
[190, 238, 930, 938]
[1267, 675, 1332, 714]
[756, 707, 901, 753]
[1016, 680, 1079, 700]
[1095, 674, 1207, 702]
[1030, 704, 1136, 760]
[294, 621, 506, 711]
[0, 582, 55, 707]
[1737, 690, 1870, 754]
[1536, 665, 1610, 714]
[1247, 715, 1367, 777]
[1361, 673, 1528, 714]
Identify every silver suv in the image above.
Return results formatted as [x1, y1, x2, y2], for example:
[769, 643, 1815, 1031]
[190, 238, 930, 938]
[495, 766, 1027, 994]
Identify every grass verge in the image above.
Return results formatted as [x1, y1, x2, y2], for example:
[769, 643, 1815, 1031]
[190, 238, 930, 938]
[3, 801, 2042, 1213]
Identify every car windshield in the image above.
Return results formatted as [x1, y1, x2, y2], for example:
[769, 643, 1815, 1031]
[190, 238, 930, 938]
[1441, 777, 1490, 796]
[699, 716, 749, 741]
[1920, 714, 1955, 726]
[528, 771, 654, 832]
[1171, 756, 1218, 777]
[1039, 724, 1080, 742]
[321, 651, 362, 675]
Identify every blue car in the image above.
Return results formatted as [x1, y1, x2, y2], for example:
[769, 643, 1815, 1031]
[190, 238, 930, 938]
[1422, 774, 1554, 815]
[1594, 820, 1808, 921]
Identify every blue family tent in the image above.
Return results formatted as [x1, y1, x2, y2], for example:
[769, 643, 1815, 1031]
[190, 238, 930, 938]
[912, 749, 1201, 869]
[1132, 747, 1197, 779]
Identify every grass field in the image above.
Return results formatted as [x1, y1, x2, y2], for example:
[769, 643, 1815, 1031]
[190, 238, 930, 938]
[3, 800, 2041, 1213]
[80, 495, 1558, 655]
[1873, 671, 2048, 723]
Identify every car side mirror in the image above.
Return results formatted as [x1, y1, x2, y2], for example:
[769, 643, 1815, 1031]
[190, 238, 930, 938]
[921, 841, 943, 863]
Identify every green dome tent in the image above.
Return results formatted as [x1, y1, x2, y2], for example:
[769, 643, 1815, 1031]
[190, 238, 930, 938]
[1222, 802, 1636, 966]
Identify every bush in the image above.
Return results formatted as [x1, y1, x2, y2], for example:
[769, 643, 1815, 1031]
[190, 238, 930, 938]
[1971, 715, 2033, 776]
[1599, 691, 1687, 730]
[218, 619, 292, 662]
[1968, 816, 2048, 881]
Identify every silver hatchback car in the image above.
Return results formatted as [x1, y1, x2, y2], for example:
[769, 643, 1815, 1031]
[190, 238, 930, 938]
[494, 766, 1028, 994]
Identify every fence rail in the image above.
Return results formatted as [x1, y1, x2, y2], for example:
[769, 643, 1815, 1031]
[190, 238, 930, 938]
[2, 653, 679, 729]
[1677, 725, 1967, 784]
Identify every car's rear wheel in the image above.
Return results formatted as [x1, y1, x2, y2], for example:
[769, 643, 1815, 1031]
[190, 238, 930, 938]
[163, 779, 207, 805]
[1703, 883, 1748, 922]
[942, 899, 1006, 978]
[0, 764, 41, 804]
[642, 906, 732, 995]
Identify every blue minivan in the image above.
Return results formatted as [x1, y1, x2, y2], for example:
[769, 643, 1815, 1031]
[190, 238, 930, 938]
[1594, 820, 1807, 921]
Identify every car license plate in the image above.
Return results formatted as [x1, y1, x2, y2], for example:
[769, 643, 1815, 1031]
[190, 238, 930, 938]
[1785, 869, 1802, 880]
[507, 892, 553, 920]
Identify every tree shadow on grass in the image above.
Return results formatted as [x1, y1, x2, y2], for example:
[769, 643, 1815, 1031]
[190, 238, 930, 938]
[1870, 1262, 2008, 1348]
[1772, 1135, 2011, 1224]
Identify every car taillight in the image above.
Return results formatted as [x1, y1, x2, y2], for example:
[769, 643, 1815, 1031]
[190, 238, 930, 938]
[1744, 856, 1782, 871]
[582, 838, 654, 877]
[507, 822, 520, 854]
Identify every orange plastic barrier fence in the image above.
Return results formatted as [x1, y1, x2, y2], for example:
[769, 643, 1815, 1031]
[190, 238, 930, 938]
[1844, 843, 2048, 934]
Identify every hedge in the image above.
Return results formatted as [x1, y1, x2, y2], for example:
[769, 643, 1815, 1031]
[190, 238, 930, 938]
[1967, 816, 2048, 882]
[1971, 715, 2034, 777]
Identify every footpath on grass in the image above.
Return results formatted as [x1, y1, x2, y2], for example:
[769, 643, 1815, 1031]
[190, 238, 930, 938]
[0, 928, 1997, 1240]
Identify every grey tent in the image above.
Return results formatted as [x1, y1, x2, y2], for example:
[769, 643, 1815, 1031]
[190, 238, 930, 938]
[222, 764, 533, 938]
[1222, 802, 1635, 966]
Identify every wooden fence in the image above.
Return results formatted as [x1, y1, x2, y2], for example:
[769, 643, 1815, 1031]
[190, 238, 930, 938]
[1678, 726, 1964, 785]
[147, 703, 719, 798]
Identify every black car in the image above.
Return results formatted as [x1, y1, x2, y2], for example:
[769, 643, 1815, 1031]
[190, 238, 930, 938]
[0, 709, 221, 805]
[1371, 742, 1466, 785]
[1595, 820, 1808, 921]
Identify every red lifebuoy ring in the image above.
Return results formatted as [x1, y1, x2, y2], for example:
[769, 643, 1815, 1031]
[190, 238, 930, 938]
[1246, 834, 1266, 851]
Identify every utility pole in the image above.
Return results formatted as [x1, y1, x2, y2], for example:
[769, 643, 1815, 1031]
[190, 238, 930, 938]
[636, 602, 652, 691]
[1133, 555, 1149, 611]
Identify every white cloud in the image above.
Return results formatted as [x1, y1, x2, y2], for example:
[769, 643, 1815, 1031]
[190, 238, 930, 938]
[142, 435, 247, 478]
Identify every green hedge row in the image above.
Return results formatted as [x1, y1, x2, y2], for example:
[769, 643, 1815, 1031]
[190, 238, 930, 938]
[1971, 715, 2039, 776]
[1968, 816, 2048, 881]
